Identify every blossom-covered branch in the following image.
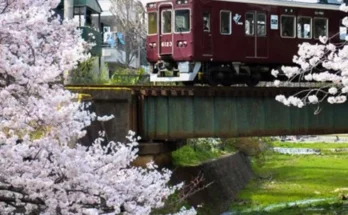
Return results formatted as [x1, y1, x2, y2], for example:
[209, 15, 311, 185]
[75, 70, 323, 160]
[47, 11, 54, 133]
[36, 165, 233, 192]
[273, 4, 348, 109]
[0, 132, 184, 214]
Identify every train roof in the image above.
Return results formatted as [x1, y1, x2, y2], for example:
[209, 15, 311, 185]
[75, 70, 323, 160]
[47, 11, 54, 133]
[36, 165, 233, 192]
[147, 0, 343, 11]
[214, 0, 341, 10]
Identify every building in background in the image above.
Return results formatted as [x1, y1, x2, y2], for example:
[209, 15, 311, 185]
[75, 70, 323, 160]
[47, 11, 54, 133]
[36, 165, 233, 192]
[95, 0, 147, 75]
[57, 0, 103, 83]
[57, 0, 102, 57]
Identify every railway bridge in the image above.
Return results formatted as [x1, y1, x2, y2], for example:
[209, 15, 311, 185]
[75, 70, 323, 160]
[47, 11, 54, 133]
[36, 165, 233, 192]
[66, 85, 348, 164]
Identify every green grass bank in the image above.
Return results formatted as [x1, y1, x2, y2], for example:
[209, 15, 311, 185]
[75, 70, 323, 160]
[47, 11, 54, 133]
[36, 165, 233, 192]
[230, 141, 348, 214]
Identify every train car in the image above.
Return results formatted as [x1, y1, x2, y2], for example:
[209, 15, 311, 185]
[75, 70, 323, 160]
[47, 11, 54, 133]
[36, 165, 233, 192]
[146, 0, 347, 86]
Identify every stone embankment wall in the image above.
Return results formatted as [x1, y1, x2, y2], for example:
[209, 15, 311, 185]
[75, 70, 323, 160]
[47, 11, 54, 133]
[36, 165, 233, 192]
[170, 152, 254, 215]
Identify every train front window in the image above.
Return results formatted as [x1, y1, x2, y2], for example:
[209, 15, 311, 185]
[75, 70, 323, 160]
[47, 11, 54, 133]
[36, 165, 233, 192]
[313, 18, 328, 39]
[297, 16, 312, 39]
[162, 10, 172, 34]
[281, 15, 295, 38]
[175, 10, 190, 32]
[148, 12, 157, 35]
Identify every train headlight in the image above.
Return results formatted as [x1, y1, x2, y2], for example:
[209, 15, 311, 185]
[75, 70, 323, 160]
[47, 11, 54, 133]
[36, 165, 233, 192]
[176, 0, 187, 4]
[147, 3, 156, 8]
[149, 42, 156, 48]
[177, 40, 187, 47]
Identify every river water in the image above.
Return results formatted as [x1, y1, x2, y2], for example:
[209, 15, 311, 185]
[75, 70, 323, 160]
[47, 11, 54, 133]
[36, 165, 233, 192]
[272, 147, 320, 154]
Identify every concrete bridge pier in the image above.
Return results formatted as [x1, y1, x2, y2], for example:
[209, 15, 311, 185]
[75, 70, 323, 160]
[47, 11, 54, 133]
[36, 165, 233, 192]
[132, 140, 186, 168]
[68, 87, 188, 167]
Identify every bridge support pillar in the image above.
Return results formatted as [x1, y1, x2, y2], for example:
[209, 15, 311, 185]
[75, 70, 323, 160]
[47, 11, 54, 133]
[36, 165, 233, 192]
[132, 140, 186, 168]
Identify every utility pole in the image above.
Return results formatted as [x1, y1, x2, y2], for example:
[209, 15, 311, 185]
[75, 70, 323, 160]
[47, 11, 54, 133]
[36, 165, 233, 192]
[63, 0, 74, 85]
[64, 0, 74, 20]
[138, 37, 141, 68]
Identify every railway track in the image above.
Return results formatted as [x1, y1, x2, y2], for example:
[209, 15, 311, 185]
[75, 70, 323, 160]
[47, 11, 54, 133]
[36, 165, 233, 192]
[65, 81, 322, 89]
[65, 82, 320, 97]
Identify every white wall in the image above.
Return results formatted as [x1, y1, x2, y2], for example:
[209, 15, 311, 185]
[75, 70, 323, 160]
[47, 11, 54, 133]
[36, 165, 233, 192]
[102, 47, 138, 68]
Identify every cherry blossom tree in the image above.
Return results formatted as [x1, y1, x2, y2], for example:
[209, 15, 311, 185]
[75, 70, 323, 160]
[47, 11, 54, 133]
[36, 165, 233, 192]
[273, 3, 348, 111]
[0, 0, 196, 214]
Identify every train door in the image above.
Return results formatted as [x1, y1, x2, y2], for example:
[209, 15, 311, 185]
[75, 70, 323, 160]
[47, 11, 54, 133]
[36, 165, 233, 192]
[202, 9, 213, 56]
[159, 4, 173, 55]
[245, 11, 268, 58]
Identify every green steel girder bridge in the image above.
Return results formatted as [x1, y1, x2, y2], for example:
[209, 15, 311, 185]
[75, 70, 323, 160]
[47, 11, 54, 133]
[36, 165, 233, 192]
[66, 85, 348, 144]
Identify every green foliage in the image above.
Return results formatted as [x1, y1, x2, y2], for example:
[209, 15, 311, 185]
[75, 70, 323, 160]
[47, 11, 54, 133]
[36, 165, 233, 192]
[172, 137, 273, 167]
[172, 138, 235, 166]
[172, 145, 201, 166]
[94, 62, 110, 84]
[104, 66, 177, 86]
[221, 137, 272, 155]
[107, 67, 148, 85]
[221, 137, 272, 167]
[69, 57, 98, 84]
[68, 61, 180, 86]
[68, 57, 112, 85]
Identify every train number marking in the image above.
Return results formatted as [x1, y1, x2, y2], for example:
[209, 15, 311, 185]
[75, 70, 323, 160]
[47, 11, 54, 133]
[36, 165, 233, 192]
[161, 41, 172, 47]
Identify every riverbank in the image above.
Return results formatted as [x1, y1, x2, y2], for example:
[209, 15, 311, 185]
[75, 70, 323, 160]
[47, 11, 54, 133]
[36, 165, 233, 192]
[229, 141, 348, 214]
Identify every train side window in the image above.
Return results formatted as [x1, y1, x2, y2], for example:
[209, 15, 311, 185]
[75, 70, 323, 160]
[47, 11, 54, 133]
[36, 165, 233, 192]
[148, 12, 157, 35]
[281, 15, 296, 38]
[161, 10, 172, 34]
[313, 18, 328, 39]
[245, 12, 254, 35]
[297, 16, 312, 39]
[220, 10, 231, 35]
[203, 12, 210, 32]
[257, 13, 266, 36]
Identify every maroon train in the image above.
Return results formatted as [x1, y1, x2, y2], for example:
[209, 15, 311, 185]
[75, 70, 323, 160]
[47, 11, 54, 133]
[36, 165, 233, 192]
[146, 0, 347, 86]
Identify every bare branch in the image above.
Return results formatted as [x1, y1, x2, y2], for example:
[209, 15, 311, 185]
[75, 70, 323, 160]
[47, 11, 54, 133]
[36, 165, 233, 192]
[0, 194, 45, 206]
[109, 0, 146, 67]
[0, 0, 10, 14]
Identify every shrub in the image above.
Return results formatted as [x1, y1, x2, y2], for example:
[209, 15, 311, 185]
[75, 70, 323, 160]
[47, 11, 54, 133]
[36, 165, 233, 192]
[69, 57, 97, 84]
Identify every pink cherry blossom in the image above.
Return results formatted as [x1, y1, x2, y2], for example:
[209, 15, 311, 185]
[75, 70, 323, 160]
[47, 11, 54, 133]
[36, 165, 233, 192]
[0, 1, 196, 214]
[275, 4, 348, 108]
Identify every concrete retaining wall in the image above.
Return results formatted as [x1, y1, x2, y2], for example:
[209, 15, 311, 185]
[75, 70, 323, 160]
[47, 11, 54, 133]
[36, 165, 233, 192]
[170, 152, 254, 215]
